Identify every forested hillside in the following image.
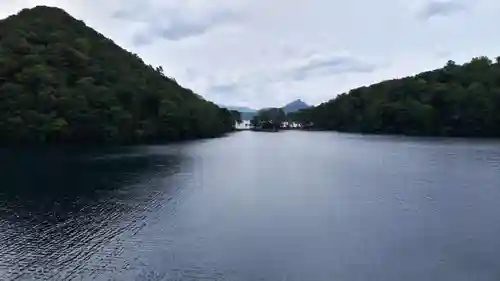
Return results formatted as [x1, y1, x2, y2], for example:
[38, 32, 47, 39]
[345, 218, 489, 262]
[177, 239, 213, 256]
[292, 57, 500, 137]
[0, 6, 235, 143]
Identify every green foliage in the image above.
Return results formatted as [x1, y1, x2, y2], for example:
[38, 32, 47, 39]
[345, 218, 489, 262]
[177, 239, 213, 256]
[250, 115, 260, 128]
[251, 108, 285, 130]
[229, 110, 242, 125]
[293, 57, 500, 137]
[0, 6, 235, 143]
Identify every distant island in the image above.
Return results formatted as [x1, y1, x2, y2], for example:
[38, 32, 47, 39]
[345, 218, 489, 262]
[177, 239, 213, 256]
[0, 6, 237, 144]
[219, 106, 257, 121]
[221, 99, 310, 121]
[249, 108, 286, 131]
[220, 106, 257, 113]
[290, 57, 500, 137]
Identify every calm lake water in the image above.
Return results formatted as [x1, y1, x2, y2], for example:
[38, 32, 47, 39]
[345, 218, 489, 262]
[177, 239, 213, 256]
[1, 131, 500, 281]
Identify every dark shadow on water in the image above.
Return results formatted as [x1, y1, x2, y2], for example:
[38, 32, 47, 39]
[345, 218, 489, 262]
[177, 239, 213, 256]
[0, 146, 186, 280]
[0, 147, 183, 210]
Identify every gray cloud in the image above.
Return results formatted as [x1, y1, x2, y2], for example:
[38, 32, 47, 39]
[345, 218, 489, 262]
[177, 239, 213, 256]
[111, 7, 136, 21]
[153, 11, 236, 41]
[436, 50, 452, 58]
[4, 0, 498, 108]
[132, 32, 153, 46]
[113, 4, 239, 45]
[418, 0, 465, 20]
[287, 55, 376, 81]
[209, 83, 238, 94]
[206, 53, 378, 106]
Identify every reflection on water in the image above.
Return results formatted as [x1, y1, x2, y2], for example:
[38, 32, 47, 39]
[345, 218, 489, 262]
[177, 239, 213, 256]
[1, 132, 500, 281]
[0, 147, 185, 280]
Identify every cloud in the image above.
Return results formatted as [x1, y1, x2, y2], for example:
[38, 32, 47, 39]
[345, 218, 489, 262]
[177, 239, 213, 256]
[418, 0, 465, 20]
[113, 1, 241, 44]
[286, 54, 376, 81]
[131, 32, 153, 46]
[205, 52, 378, 107]
[147, 12, 236, 43]
[1, 0, 499, 108]
[209, 83, 239, 94]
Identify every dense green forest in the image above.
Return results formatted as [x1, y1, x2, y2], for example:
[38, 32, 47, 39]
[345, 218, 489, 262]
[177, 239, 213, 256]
[290, 57, 500, 137]
[251, 108, 286, 130]
[0, 6, 235, 143]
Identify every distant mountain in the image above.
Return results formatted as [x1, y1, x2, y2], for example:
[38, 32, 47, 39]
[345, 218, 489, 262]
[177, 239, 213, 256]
[220, 105, 257, 113]
[221, 99, 309, 120]
[219, 105, 257, 120]
[238, 112, 255, 121]
[282, 99, 310, 113]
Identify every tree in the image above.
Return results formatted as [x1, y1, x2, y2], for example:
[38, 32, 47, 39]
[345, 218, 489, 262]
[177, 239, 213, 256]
[0, 6, 236, 143]
[293, 56, 500, 137]
[230, 110, 242, 125]
[254, 108, 285, 130]
[250, 115, 260, 128]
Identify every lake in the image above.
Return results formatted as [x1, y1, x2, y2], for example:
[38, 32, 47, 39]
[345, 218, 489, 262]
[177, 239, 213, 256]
[1, 131, 500, 281]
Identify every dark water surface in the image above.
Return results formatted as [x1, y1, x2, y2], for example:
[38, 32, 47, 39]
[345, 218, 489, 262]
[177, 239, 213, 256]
[1, 131, 500, 280]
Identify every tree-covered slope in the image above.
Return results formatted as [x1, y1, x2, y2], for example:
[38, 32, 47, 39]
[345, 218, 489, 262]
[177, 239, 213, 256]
[0, 6, 234, 143]
[294, 57, 500, 137]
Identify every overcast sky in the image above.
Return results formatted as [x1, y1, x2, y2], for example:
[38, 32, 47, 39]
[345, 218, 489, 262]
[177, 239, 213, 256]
[1, 0, 499, 108]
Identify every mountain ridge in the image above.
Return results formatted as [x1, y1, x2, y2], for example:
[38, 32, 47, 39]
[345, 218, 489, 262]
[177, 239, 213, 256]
[293, 56, 500, 137]
[220, 99, 310, 120]
[219, 105, 257, 113]
[0, 5, 235, 143]
[282, 99, 310, 114]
